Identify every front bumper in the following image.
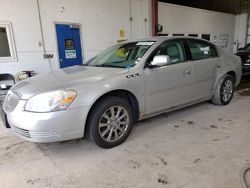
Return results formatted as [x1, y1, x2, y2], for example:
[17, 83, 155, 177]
[3, 100, 90, 143]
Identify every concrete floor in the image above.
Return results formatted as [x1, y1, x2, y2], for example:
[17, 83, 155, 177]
[0, 76, 250, 188]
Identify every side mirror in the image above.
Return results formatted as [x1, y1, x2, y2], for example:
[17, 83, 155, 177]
[151, 55, 171, 67]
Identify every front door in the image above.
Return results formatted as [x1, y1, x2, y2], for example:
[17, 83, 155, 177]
[144, 39, 195, 114]
[56, 24, 83, 68]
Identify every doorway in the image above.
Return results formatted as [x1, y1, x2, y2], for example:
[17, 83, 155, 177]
[55, 24, 83, 68]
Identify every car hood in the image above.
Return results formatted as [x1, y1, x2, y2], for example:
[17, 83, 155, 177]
[12, 66, 127, 99]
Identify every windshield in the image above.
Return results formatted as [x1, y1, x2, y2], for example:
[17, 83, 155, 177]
[86, 41, 155, 68]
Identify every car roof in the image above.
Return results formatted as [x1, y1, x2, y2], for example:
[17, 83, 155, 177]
[129, 36, 214, 45]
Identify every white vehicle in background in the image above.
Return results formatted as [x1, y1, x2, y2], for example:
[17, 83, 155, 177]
[2, 37, 242, 148]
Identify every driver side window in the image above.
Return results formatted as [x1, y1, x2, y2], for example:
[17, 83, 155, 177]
[150, 40, 185, 65]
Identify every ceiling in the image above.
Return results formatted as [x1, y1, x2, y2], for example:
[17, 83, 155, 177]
[159, 0, 249, 14]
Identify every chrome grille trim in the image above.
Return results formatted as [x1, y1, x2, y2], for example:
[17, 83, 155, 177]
[12, 126, 31, 138]
[29, 131, 59, 138]
[12, 126, 59, 139]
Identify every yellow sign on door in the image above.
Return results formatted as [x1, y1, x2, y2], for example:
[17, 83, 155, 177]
[120, 29, 125, 38]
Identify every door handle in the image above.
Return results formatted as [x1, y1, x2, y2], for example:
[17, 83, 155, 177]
[183, 70, 191, 76]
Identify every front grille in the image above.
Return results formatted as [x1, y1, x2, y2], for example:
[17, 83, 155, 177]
[3, 90, 20, 112]
[12, 126, 31, 138]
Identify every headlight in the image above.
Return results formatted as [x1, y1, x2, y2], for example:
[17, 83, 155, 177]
[25, 90, 77, 112]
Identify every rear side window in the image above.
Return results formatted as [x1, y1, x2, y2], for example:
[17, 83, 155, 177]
[186, 39, 218, 61]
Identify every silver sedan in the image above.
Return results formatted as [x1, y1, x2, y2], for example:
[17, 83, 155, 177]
[2, 37, 242, 148]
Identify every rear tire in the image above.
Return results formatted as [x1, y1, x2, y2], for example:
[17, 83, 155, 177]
[87, 96, 133, 148]
[211, 74, 235, 105]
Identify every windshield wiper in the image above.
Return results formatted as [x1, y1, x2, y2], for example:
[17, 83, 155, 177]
[90, 64, 125, 68]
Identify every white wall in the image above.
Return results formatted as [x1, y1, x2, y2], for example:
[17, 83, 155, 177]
[0, 0, 151, 75]
[234, 13, 247, 52]
[0, 0, 51, 75]
[158, 2, 236, 53]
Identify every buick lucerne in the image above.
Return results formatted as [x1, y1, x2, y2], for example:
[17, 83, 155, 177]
[2, 37, 242, 148]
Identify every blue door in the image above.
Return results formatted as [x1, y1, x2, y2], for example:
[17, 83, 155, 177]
[56, 24, 83, 68]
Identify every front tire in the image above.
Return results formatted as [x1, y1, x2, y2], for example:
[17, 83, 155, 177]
[211, 74, 235, 105]
[87, 96, 133, 148]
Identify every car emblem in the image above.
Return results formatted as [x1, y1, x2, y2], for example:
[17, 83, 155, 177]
[126, 73, 142, 79]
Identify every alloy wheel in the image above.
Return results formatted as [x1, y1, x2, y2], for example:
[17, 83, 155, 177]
[221, 79, 233, 102]
[98, 105, 129, 143]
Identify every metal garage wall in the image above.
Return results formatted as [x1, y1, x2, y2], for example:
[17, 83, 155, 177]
[158, 2, 236, 53]
[0, 0, 151, 75]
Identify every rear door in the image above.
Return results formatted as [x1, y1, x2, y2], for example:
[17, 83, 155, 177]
[185, 39, 220, 99]
[144, 39, 195, 114]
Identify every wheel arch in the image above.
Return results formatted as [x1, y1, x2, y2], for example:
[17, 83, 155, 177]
[226, 71, 236, 84]
[212, 70, 237, 96]
[84, 89, 140, 136]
